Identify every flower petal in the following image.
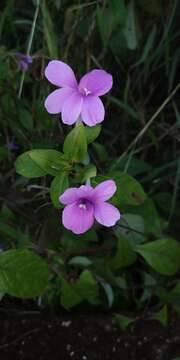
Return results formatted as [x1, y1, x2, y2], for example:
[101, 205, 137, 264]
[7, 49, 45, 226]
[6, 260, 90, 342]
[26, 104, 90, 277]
[77, 185, 94, 200]
[62, 92, 83, 125]
[44, 88, 74, 114]
[81, 96, 105, 127]
[62, 203, 94, 234]
[59, 188, 79, 205]
[94, 202, 120, 227]
[79, 69, 113, 96]
[45, 60, 78, 88]
[19, 60, 28, 71]
[93, 180, 117, 202]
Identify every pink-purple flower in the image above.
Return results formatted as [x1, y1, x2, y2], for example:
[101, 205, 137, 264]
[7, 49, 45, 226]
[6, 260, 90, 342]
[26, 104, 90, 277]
[5, 137, 19, 151]
[44, 60, 113, 127]
[16, 53, 33, 71]
[59, 180, 120, 234]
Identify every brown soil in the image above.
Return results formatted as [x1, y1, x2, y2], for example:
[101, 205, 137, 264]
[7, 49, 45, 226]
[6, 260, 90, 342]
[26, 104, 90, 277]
[0, 307, 180, 360]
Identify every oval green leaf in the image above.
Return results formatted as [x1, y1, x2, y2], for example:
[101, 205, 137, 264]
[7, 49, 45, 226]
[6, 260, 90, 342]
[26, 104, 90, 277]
[136, 238, 180, 276]
[0, 249, 51, 298]
[15, 149, 69, 178]
[63, 123, 87, 163]
[50, 173, 69, 208]
[85, 125, 101, 144]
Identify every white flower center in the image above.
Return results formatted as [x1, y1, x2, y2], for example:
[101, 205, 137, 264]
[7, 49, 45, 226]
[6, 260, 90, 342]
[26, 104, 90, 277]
[83, 87, 91, 96]
[79, 203, 87, 210]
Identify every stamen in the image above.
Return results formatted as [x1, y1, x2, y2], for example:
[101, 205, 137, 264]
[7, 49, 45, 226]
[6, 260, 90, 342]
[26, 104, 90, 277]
[83, 87, 91, 96]
[79, 203, 87, 210]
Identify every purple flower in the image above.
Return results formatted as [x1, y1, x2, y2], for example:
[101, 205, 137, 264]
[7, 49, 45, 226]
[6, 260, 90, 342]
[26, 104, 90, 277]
[5, 138, 19, 151]
[16, 53, 33, 71]
[44, 60, 113, 127]
[59, 180, 120, 234]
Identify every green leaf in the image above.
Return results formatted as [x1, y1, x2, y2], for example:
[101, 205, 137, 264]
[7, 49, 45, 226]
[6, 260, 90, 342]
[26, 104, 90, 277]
[112, 171, 146, 206]
[0, 249, 51, 298]
[0, 205, 15, 221]
[110, 29, 128, 57]
[50, 173, 69, 208]
[115, 213, 145, 246]
[97, 6, 114, 47]
[41, 0, 58, 58]
[123, 0, 139, 50]
[136, 238, 180, 276]
[92, 171, 146, 208]
[97, 0, 127, 47]
[29, 150, 68, 176]
[137, 199, 162, 236]
[114, 314, 135, 331]
[15, 149, 69, 178]
[75, 270, 98, 301]
[126, 198, 162, 237]
[60, 270, 98, 309]
[60, 278, 82, 309]
[110, 235, 137, 270]
[92, 142, 109, 162]
[85, 125, 101, 144]
[110, 0, 127, 26]
[15, 151, 46, 178]
[63, 122, 87, 162]
[152, 305, 168, 326]
[99, 280, 114, 308]
[157, 283, 180, 305]
[0, 221, 29, 243]
[68, 256, 92, 267]
[19, 107, 33, 131]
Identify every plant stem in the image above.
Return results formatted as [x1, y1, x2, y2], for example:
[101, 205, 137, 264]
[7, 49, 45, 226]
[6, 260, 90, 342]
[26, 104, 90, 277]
[18, 0, 40, 99]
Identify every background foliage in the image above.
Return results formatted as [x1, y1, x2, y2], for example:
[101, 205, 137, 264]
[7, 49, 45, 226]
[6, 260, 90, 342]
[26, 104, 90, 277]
[0, 0, 180, 327]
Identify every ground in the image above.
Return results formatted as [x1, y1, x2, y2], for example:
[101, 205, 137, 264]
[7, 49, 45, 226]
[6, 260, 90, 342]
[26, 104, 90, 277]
[0, 303, 180, 360]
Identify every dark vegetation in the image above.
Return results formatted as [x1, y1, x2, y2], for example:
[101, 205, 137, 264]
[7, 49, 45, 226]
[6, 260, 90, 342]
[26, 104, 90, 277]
[0, 0, 180, 358]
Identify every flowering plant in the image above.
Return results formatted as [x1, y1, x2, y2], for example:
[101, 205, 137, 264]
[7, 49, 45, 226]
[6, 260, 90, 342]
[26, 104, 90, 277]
[1, 55, 180, 325]
[43, 60, 120, 234]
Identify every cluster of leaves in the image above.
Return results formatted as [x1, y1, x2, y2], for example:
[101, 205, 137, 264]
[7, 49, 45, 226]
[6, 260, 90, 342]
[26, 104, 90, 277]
[0, 0, 180, 328]
[1, 128, 180, 326]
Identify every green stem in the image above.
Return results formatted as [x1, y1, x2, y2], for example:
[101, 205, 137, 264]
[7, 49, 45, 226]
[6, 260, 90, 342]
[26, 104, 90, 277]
[18, 0, 40, 99]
